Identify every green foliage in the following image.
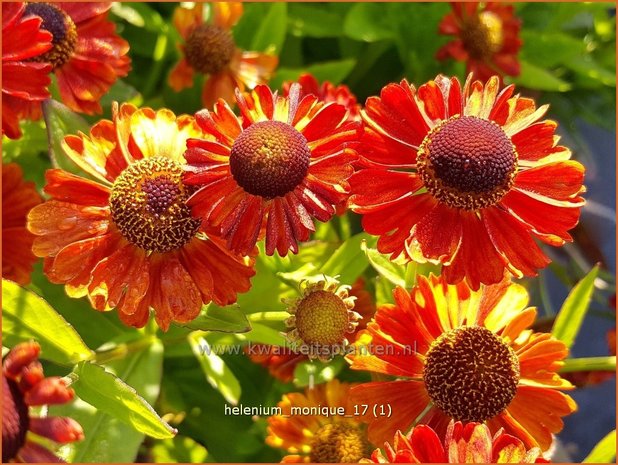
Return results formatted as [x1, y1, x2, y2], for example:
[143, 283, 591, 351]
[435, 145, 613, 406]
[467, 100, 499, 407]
[552, 265, 600, 348]
[151, 436, 210, 463]
[71, 356, 176, 440]
[560, 356, 616, 373]
[2, 279, 93, 365]
[188, 333, 242, 405]
[54, 340, 166, 462]
[183, 304, 251, 333]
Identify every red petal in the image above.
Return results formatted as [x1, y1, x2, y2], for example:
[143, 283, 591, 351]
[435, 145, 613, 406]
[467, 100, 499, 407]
[443, 212, 507, 289]
[483, 207, 550, 277]
[2, 62, 51, 99]
[500, 190, 581, 245]
[511, 121, 566, 162]
[412, 203, 462, 264]
[417, 80, 447, 121]
[363, 83, 429, 149]
[44, 170, 110, 206]
[410, 425, 447, 463]
[265, 198, 297, 256]
[221, 194, 264, 255]
[151, 254, 202, 331]
[3, 342, 40, 379]
[17, 442, 64, 463]
[301, 103, 347, 143]
[24, 377, 74, 405]
[87, 243, 149, 312]
[28, 201, 110, 257]
[202, 71, 237, 108]
[518, 157, 584, 198]
[350, 170, 422, 213]
[30, 417, 84, 443]
[350, 381, 431, 446]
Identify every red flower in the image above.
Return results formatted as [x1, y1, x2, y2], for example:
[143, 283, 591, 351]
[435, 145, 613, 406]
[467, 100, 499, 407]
[27, 103, 255, 331]
[169, 2, 278, 108]
[283, 73, 361, 122]
[2, 163, 43, 285]
[350, 75, 585, 289]
[366, 420, 547, 463]
[437, 3, 522, 82]
[2, 342, 83, 462]
[19, 2, 130, 116]
[1, 2, 52, 139]
[347, 274, 576, 451]
[184, 84, 360, 256]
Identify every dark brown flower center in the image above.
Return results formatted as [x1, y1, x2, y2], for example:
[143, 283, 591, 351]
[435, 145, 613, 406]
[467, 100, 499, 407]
[423, 326, 520, 423]
[185, 23, 235, 75]
[461, 11, 504, 60]
[110, 157, 201, 253]
[417, 116, 517, 210]
[2, 374, 29, 462]
[309, 422, 370, 463]
[25, 2, 77, 70]
[229, 121, 311, 199]
[295, 290, 350, 347]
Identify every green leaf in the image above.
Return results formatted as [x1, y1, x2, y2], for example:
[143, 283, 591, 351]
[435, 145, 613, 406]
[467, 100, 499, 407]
[320, 233, 374, 284]
[288, 4, 342, 38]
[189, 333, 242, 405]
[583, 430, 616, 463]
[510, 60, 572, 92]
[72, 356, 176, 439]
[566, 55, 617, 87]
[375, 276, 396, 306]
[152, 436, 210, 463]
[111, 2, 165, 32]
[293, 357, 345, 388]
[99, 79, 142, 112]
[552, 265, 599, 348]
[559, 356, 616, 373]
[182, 304, 251, 333]
[520, 30, 586, 67]
[55, 340, 166, 462]
[239, 321, 287, 346]
[344, 3, 395, 42]
[41, 99, 92, 177]
[2, 280, 93, 365]
[363, 244, 407, 288]
[251, 3, 287, 54]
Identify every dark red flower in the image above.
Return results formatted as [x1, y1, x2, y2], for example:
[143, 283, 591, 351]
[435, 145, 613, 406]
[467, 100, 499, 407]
[437, 2, 522, 82]
[2, 342, 83, 463]
[1, 2, 52, 139]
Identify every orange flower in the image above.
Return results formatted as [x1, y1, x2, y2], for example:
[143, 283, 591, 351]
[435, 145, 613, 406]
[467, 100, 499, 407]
[366, 420, 547, 463]
[248, 278, 377, 382]
[27, 103, 255, 331]
[347, 274, 576, 451]
[169, 3, 278, 108]
[437, 3, 522, 82]
[2, 163, 42, 285]
[350, 75, 585, 289]
[283, 73, 361, 122]
[2, 342, 84, 462]
[1, 3, 52, 139]
[18, 2, 130, 116]
[266, 379, 371, 462]
[184, 84, 360, 256]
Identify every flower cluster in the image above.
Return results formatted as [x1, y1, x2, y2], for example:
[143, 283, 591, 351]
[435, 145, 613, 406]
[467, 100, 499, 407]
[3, 2, 602, 463]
